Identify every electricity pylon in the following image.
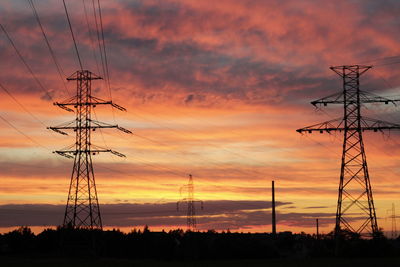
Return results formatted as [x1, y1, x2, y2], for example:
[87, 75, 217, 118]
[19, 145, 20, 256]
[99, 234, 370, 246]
[177, 174, 204, 231]
[297, 65, 400, 237]
[49, 70, 132, 229]
[388, 203, 397, 239]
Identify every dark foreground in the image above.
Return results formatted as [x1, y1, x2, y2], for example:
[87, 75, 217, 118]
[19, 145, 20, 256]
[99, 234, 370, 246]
[1, 226, 400, 263]
[1, 257, 399, 267]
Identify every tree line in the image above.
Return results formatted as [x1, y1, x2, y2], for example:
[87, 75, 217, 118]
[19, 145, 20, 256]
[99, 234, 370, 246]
[0, 226, 399, 259]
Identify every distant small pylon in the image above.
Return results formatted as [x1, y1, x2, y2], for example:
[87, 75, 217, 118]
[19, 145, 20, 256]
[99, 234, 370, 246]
[177, 174, 204, 231]
[388, 203, 397, 239]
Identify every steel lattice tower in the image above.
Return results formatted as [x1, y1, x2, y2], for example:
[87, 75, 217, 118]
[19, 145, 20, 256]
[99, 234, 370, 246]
[177, 174, 204, 231]
[49, 70, 131, 229]
[297, 65, 400, 237]
[389, 203, 397, 239]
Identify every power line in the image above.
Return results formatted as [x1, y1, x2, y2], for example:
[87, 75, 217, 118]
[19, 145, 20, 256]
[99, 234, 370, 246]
[62, 0, 83, 70]
[127, 108, 270, 167]
[91, 0, 106, 85]
[358, 55, 400, 65]
[0, 80, 46, 128]
[106, 109, 264, 171]
[98, 124, 267, 187]
[92, 0, 117, 122]
[0, 1, 266, 206]
[110, 129, 268, 180]
[0, 22, 53, 101]
[0, 113, 48, 150]
[375, 60, 400, 67]
[27, 0, 71, 96]
[90, 0, 116, 122]
[96, 0, 112, 99]
[97, 129, 259, 189]
[82, 0, 102, 76]
[96, 158, 187, 182]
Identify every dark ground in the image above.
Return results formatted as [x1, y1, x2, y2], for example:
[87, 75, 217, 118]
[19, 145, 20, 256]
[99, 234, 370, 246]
[2, 227, 400, 266]
[1, 257, 400, 267]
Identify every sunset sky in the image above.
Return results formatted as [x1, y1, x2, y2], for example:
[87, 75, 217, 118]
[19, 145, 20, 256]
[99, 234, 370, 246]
[0, 0, 400, 235]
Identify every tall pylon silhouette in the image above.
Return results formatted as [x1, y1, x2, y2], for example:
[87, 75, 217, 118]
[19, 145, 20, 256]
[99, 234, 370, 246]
[297, 65, 400, 237]
[177, 174, 204, 231]
[49, 70, 132, 229]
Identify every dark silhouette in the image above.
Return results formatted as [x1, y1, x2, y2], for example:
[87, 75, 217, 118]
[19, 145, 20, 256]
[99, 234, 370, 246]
[177, 174, 204, 231]
[1, 226, 399, 260]
[297, 65, 400, 237]
[48, 70, 131, 229]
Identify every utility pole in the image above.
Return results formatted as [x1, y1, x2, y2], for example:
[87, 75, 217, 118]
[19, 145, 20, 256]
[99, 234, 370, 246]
[297, 65, 400, 237]
[49, 70, 131, 229]
[177, 174, 204, 231]
[316, 218, 319, 239]
[272, 180, 276, 235]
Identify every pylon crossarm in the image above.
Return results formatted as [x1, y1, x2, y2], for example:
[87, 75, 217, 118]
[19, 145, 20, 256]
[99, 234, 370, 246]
[89, 144, 126, 157]
[117, 126, 132, 134]
[66, 70, 102, 80]
[360, 117, 400, 131]
[296, 118, 344, 133]
[55, 149, 116, 155]
[50, 120, 75, 128]
[53, 95, 127, 111]
[53, 96, 77, 111]
[54, 101, 124, 109]
[297, 117, 400, 134]
[330, 65, 372, 76]
[111, 103, 127, 111]
[54, 103, 74, 112]
[311, 92, 344, 107]
[110, 150, 126, 157]
[50, 125, 116, 131]
[54, 151, 74, 159]
[49, 118, 131, 132]
[91, 119, 117, 128]
[177, 199, 203, 207]
[90, 120, 132, 134]
[89, 149, 112, 154]
[48, 127, 68, 135]
[359, 91, 398, 105]
[90, 96, 127, 111]
[311, 90, 398, 107]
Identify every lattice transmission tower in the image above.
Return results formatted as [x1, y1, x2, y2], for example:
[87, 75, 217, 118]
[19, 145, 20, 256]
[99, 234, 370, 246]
[387, 203, 397, 239]
[49, 70, 132, 229]
[297, 65, 400, 237]
[177, 174, 204, 231]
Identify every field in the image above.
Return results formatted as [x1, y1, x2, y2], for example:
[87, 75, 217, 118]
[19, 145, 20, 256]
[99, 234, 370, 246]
[1, 257, 399, 267]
